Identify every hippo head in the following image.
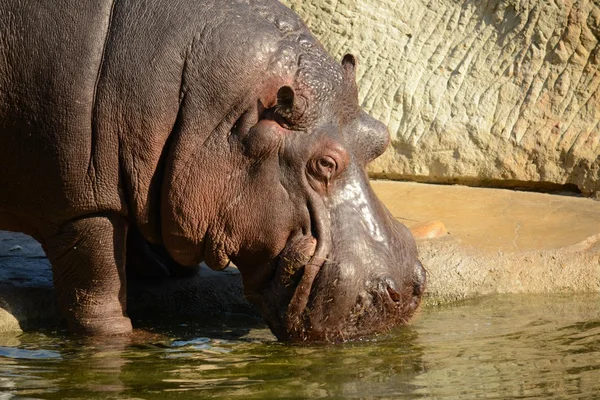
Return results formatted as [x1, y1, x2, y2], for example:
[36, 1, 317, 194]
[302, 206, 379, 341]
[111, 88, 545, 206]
[163, 45, 425, 342]
[229, 51, 426, 342]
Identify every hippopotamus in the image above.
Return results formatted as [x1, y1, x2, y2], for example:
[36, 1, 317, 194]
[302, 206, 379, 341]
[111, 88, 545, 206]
[0, 0, 425, 342]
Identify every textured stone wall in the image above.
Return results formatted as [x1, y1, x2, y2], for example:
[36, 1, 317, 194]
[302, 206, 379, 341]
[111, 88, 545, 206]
[282, 0, 600, 195]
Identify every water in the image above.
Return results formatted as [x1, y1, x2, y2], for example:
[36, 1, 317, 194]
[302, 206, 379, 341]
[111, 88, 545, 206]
[0, 294, 599, 399]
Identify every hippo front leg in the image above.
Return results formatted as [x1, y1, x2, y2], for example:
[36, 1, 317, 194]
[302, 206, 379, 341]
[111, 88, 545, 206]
[42, 215, 132, 335]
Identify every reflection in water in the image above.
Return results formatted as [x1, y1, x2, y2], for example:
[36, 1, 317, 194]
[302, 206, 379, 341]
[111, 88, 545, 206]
[0, 294, 599, 399]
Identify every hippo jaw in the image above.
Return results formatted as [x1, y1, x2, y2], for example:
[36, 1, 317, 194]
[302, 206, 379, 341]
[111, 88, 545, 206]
[244, 225, 426, 343]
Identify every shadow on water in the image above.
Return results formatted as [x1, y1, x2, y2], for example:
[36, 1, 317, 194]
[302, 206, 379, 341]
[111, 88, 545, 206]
[1, 294, 600, 399]
[0, 312, 427, 399]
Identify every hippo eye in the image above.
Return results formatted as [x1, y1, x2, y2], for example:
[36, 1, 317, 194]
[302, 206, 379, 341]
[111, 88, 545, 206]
[310, 156, 337, 181]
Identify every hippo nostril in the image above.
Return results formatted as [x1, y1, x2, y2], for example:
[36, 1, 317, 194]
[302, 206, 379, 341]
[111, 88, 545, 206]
[413, 261, 427, 296]
[383, 277, 402, 302]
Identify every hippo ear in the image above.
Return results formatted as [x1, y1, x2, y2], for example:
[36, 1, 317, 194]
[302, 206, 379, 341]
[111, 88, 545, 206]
[276, 85, 306, 124]
[277, 86, 295, 110]
[341, 54, 357, 79]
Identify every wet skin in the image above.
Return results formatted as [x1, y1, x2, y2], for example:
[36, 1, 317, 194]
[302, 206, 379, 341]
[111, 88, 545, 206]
[0, 0, 425, 342]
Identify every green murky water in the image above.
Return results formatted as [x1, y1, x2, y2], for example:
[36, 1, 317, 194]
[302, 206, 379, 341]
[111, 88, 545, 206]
[1, 294, 599, 399]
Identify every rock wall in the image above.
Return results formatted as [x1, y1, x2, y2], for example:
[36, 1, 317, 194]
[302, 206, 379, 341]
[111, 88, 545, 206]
[282, 0, 600, 195]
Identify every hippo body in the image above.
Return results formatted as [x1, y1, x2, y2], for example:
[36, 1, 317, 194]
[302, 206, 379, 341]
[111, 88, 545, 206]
[0, 0, 425, 341]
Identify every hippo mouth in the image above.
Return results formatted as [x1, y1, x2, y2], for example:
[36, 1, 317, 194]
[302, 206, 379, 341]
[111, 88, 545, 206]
[248, 234, 426, 342]
[244, 233, 325, 340]
[257, 192, 335, 340]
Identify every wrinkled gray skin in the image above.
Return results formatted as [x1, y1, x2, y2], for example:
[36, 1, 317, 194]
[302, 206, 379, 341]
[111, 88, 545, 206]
[0, 0, 425, 342]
